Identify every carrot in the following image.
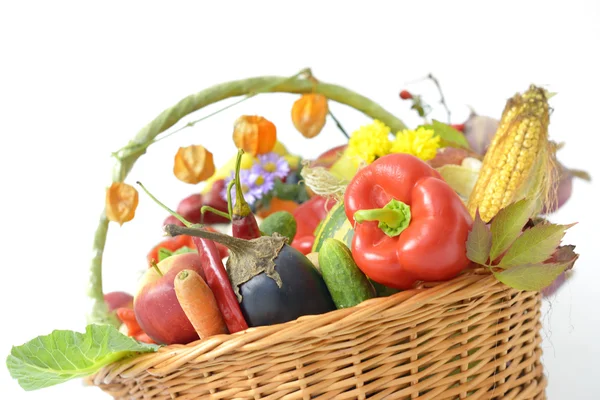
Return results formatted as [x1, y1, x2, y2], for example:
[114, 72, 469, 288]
[174, 269, 228, 339]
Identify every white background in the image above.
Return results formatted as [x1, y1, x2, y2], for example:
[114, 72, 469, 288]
[1, 1, 598, 399]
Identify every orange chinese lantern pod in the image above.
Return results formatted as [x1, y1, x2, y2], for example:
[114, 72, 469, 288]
[291, 94, 329, 138]
[173, 145, 216, 184]
[232, 115, 277, 156]
[105, 182, 139, 225]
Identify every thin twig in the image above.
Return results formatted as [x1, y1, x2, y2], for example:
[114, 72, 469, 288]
[427, 73, 452, 124]
[327, 109, 350, 139]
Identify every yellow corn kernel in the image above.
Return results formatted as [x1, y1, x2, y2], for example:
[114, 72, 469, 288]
[467, 85, 550, 222]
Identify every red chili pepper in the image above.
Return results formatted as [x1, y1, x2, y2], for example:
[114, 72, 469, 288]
[291, 195, 336, 254]
[203, 227, 229, 259]
[191, 235, 248, 333]
[344, 153, 473, 290]
[230, 150, 261, 240]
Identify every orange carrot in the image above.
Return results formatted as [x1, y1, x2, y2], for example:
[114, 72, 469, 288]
[174, 269, 228, 339]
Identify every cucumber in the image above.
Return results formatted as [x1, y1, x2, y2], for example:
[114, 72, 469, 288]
[318, 238, 376, 309]
[312, 202, 354, 253]
[259, 211, 297, 243]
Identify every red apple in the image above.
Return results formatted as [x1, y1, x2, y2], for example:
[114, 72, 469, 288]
[311, 145, 347, 168]
[104, 291, 134, 311]
[134, 252, 207, 345]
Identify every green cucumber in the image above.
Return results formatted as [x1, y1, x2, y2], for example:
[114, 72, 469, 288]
[312, 202, 354, 253]
[318, 238, 376, 309]
[259, 211, 297, 243]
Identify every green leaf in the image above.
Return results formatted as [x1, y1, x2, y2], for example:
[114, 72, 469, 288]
[428, 120, 471, 149]
[466, 211, 492, 265]
[6, 324, 159, 391]
[498, 223, 574, 268]
[489, 198, 535, 261]
[158, 246, 196, 262]
[173, 246, 196, 256]
[493, 261, 573, 291]
[157, 247, 173, 262]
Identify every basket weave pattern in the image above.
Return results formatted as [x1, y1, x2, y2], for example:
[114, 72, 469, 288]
[90, 270, 546, 399]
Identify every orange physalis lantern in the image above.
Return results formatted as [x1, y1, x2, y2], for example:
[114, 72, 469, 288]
[291, 94, 329, 138]
[105, 182, 139, 225]
[173, 145, 216, 184]
[232, 115, 277, 156]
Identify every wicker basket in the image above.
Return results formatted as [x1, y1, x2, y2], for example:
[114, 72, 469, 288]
[88, 269, 546, 399]
[85, 73, 548, 399]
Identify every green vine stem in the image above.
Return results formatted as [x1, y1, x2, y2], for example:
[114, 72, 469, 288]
[88, 70, 407, 325]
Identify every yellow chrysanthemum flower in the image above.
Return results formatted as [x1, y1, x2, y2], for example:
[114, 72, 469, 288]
[390, 127, 441, 161]
[345, 120, 392, 164]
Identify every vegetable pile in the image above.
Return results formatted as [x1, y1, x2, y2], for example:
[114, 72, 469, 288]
[6, 72, 588, 393]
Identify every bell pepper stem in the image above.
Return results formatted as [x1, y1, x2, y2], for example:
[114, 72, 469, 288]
[353, 199, 411, 238]
[353, 208, 403, 225]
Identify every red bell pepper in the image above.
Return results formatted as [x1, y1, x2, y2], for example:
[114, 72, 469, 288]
[344, 153, 473, 290]
[291, 195, 336, 254]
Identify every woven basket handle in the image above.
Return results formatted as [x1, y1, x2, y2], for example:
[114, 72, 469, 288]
[87, 69, 407, 326]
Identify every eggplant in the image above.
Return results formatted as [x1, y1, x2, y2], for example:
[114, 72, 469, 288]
[238, 244, 335, 327]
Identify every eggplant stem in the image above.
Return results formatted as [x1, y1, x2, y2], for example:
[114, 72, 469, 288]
[165, 224, 247, 253]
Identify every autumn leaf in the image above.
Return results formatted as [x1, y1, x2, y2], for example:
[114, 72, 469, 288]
[497, 223, 575, 268]
[541, 245, 579, 296]
[466, 211, 492, 265]
[548, 245, 579, 270]
[493, 260, 574, 291]
[489, 198, 535, 261]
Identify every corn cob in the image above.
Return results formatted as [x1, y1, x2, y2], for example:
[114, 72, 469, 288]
[467, 85, 557, 222]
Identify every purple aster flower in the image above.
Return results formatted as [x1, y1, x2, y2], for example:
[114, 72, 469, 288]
[248, 167, 275, 195]
[221, 169, 259, 206]
[221, 168, 275, 206]
[255, 152, 290, 180]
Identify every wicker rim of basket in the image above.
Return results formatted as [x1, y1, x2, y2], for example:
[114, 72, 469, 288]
[91, 268, 508, 385]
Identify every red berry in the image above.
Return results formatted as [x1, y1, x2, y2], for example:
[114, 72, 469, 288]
[451, 123, 465, 132]
[399, 90, 413, 100]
